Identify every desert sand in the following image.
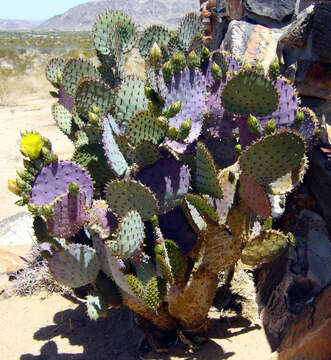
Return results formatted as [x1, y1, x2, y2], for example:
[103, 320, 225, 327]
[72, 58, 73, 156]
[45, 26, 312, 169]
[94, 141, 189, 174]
[0, 93, 273, 359]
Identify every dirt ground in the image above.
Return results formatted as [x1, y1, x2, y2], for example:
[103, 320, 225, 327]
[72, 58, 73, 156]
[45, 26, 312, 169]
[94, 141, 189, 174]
[0, 92, 273, 359]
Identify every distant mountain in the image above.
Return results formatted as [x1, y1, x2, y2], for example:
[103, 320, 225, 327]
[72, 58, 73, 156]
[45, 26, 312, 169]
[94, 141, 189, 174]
[0, 19, 36, 31]
[37, 0, 200, 31]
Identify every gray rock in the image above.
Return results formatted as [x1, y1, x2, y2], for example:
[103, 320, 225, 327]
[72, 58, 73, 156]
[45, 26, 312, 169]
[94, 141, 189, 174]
[0, 212, 35, 247]
[255, 210, 331, 350]
[306, 148, 331, 226]
[312, 2, 331, 61]
[220, 20, 279, 69]
[243, 0, 297, 23]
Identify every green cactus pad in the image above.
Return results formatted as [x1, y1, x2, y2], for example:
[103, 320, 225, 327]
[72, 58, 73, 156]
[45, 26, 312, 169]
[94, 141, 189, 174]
[182, 200, 207, 232]
[62, 58, 100, 97]
[52, 103, 73, 137]
[239, 130, 306, 186]
[114, 135, 134, 162]
[110, 210, 145, 259]
[125, 274, 145, 299]
[86, 292, 108, 320]
[242, 230, 290, 266]
[75, 77, 114, 120]
[196, 142, 223, 199]
[178, 13, 203, 52]
[156, 254, 174, 284]
[165, 239, 186, 277]
[185, 194, 219, 223]
[221, 71, 279, 117]
[48, 244, 101, 288]
[114, 41, 125, 80]
[105, 179, 159, 221]
[93, 10, 137, 55]
[240, 172, 271, 218]
[128, 110, 166, 146]
[115, 76, 148, 130]
[139, 25, 171, 60]
[133, 142, 161, 168]
[188, 34, 204, 56]
[72, 143, 113, 190]
[144, 276, 166, 310]
[45, 57, 65, 85]
[267, 155, 308, 195]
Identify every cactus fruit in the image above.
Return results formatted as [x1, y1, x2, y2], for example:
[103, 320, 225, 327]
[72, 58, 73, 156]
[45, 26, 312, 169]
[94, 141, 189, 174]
[10, 8, 320, 346]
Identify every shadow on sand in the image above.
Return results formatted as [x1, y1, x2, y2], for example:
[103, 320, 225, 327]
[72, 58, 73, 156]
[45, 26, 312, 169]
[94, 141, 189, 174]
[20, 292, 261, 360]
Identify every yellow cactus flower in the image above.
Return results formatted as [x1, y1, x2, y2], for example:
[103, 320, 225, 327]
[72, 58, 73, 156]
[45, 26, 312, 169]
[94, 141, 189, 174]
[20, 132, 44, 160]
[8, 179, 21, 195]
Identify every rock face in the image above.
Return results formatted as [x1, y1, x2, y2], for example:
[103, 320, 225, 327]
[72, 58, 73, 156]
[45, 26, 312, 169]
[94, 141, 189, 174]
[278, 285, 331, 360]
[243, 0, 297, 22]
[255, 210, 331, 351]
[312, 1, 331, 61]
[38, 0, 199, 30]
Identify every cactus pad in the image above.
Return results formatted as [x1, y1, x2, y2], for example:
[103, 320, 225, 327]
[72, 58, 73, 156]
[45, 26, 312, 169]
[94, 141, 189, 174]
[178, 13, 203, 52]
[106, 180, 158, 221]
[74, 77, 114, 119]
[164, 68, 206, 153]
[185, 194, 219, 223]
[110, 210, 145, 259]
[139, 25, 171, 60]
[128, 110, 166, 146]
[145, 277, 166, 310]
[115, 76, 148, 130]
[239, 130, 305, 186]
[102, 117, 128, 177]
[221, 71, 279, 117]
[31, 161, 94, 207]
[133, 142, 161, 168]
[291, 107, 318, 149]
[196, 142, 223, 199]
[93, 10, 137, 55]
[136, 157, 190, 214]
[47, 190, 89, 238]
[45, 57, 65, 85]
[86, 292, 108, 320]
[240, 172, 271, 218]
[52, 103, 73, 137]
[62, 58, 100, 97]
[241, 230, 290, 266]
[48, 244, 101, 288]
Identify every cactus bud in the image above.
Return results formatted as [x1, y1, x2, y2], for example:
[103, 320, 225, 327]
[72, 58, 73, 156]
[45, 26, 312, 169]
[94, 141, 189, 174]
[17, 169, 34, 183]
[56, 73, 62, 85]
[156, 116, 169, 130]
[287, 232, 296, 246]
[21, 193, 30, 204]
[91, 105, 100, 114]
[88, 111, 99, 125]
[162, 61, 173, 83]
[242, 60, 252, 71]
[8, 179, 21, 195]
[28, 203, 40, 216]
[41, 204, 55, 219]
[234, 144, 242, 154]
[150, 214, 159, 228]
[68, 181, 79, 196]
[15, 177, 27, 190]
[254, 60, 264, 73]
[294, 111, 305, 126]
[148, 100, 161, 114]
[42, 137, 52, 150]
[201, 46, 211, 64]
[144, 86, 158, 101]
[178, 117, 192, 140]
[42, 147, 52, 164]
[165, 101, 182, 119]
[51, 153, 58, 164]
[247, 114, 260, 135]
[171, 51, 186, 73]
[263, 118, 276, 135]
[167, 126, 179, 140]
[211, 61, 222, 82]
[268, 58, 280, 81]
[149, 42, 163, 67]
[187, 51, 200, 69]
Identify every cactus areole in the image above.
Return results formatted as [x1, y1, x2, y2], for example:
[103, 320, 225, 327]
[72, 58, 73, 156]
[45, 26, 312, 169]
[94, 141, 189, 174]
[11, 8, 318, 349]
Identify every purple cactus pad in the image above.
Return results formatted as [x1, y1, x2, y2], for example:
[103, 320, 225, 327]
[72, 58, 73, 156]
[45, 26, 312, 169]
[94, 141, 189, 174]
[136, 157, 191, 214]
[58, 86, 74, 112]
[31, 161, 94, 207]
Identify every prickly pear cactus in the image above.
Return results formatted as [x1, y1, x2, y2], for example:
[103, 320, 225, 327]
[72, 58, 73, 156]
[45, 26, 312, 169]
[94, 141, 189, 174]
[9, 8, 320, 350]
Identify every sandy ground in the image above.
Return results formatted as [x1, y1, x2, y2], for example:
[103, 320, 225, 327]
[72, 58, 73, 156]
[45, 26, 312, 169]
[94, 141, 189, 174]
[0, 93, 273, 359]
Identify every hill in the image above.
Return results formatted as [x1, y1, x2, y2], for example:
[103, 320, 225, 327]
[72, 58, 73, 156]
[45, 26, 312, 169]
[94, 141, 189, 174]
[0, 19, 36, 31]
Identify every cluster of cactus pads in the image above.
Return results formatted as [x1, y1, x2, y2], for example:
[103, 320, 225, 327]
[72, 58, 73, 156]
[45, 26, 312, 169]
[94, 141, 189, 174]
[11, 10, 320, 344]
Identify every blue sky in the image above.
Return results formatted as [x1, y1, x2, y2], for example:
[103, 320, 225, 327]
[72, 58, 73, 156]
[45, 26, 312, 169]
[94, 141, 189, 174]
[2, 0, 91, 21]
